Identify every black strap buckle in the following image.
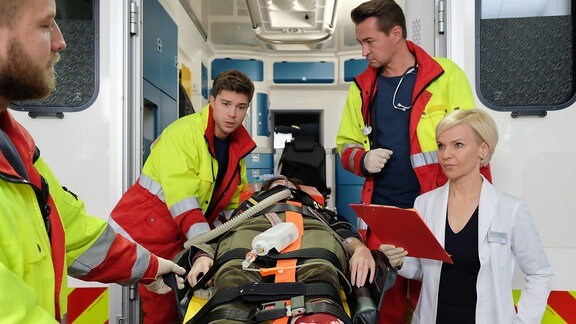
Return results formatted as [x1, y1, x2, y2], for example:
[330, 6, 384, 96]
[255, 301, 287, 321]
[287, 295, 306, 316]
[254, 295, 307, 321]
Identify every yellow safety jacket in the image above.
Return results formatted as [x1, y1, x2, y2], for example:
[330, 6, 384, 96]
[336, 41, 491, 247]
[111, 105, 256, 260]
[0, 111, 158, 323]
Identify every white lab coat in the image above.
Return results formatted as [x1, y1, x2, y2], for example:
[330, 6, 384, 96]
[399, 177, 553, 324]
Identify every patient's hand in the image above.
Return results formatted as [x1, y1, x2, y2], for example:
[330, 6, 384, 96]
[348, 241, 376, 287]
[187, 256, 213, 287]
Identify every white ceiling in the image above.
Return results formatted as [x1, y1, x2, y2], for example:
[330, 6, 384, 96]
[188, 0, 368, 52]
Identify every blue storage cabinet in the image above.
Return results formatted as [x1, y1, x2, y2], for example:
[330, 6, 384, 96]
[273, 61, 335, 84]
[201, 63, 208, 99]
[245, 148, 274, 183]
[344, 59, 369, 82]
[143, 79, 178, 162]
[211, 58, 264, 82]
[142, 80, 160, 163]
[142, 138, 154, 165]
[160, 18, 178, 99]
[256, 93, 269, 136]
[142, 0, 178, 163]
[143, 0, 178, 98]
[143, 79, 161, 132]
[335, 153, 364, 224]
[142, 0, 162, 89]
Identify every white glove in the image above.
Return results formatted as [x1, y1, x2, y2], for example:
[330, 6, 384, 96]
[364, 148, 393, 174]
[379, 244, 407, 269]
[144, 257, 186, 294]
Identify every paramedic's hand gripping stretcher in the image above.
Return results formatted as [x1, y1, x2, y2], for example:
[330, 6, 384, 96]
[164, 179, 397, 323]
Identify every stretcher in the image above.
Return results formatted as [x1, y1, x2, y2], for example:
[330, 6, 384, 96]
[165, 184, 396, 323]
[171, 247, 396, 323]
[182, 289, 352, 323]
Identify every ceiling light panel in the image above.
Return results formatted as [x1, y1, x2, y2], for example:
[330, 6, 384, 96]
[246, 0, 338, 47]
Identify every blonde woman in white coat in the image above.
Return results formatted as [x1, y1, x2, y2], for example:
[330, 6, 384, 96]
[381, 109, 553, 323]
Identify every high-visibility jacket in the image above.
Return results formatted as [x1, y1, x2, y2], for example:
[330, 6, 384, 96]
[336, 41, 491, 246]
[110, 105, 256, 260]
[0, 110, 158, 323]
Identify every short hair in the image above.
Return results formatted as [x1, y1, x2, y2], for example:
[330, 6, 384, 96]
[211, 69, 255, 102]
[0, 1, 25, 27]
[351, 0, 407, 38]
[436, 109, 499, 167]
[261, 176, 303, 191]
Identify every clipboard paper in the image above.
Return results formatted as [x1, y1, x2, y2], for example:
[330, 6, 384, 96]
[350, 204, 453, 264]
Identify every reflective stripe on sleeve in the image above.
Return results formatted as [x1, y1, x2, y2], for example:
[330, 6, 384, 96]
[348, 148, 361, 170]
[140, 174, 203, 220]
[68, 226, 117, 277]
[410, 151, 438, 168]
[132, 244, 152, 280]
[185, 222, 211, 240]
[69, 225, 151, 282]
[139, 174, 165, 202]
[170, 196, 202, 219]
[108, 217, 135, 242]
[342, 144, 364, 170]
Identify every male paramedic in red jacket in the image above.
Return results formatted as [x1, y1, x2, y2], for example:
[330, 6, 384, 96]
[337, 0, 491, 322]
[0, 0, 185, 322]
[110, 69, 257, 323]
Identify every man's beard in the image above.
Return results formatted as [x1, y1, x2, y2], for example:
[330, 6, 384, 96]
[0, 38, 58, 102]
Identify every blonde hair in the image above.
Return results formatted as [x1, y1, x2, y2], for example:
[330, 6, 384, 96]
[436, 109, 499, 166]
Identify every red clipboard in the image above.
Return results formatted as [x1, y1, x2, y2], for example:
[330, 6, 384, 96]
[350, 204, 453, 264]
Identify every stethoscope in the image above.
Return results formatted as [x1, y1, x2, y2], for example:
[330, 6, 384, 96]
[362, 125, 373, 136]
[361, 64, 418, 139]
[361, 75, 378, 138]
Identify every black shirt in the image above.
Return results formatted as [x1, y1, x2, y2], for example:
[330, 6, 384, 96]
[213, 135, 230, 187]
[437, 206, 481, 323]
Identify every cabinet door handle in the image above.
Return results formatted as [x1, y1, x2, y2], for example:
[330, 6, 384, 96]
[156, 37, 162, 53]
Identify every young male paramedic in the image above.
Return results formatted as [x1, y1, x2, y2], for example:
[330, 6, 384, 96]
[0, 0, 185, 322]
[336, 0, 490, 322]
[110, 69, 257, 323]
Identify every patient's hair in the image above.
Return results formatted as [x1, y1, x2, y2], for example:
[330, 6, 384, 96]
[261, 176, 303, 191]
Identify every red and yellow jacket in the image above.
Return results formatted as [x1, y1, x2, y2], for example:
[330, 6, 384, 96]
[110, 105, 256, 260]
[336, 41, 491, 247]
[0, 110, 158, 323]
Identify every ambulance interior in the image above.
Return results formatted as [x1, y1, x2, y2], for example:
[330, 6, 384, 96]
[10, 0, 575, 322]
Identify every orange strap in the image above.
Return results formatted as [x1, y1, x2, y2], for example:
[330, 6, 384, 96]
[270, 201, 304, 324]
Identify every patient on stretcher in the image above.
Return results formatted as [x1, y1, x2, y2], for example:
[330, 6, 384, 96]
[177, 176, 392, 323]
